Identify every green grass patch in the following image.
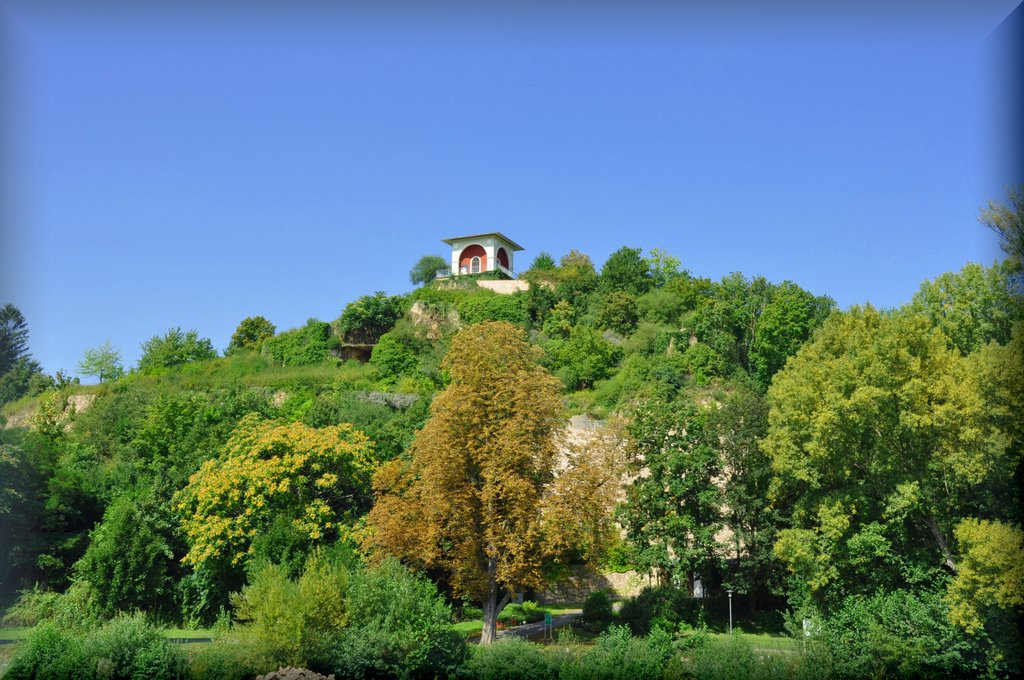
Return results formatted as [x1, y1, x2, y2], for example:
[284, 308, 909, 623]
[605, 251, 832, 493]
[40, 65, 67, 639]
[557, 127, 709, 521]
[162, 628, 215, 640]
[452, 620, 483, 638]
[0, 628, 32, 641]
[707, 632, 799, 652]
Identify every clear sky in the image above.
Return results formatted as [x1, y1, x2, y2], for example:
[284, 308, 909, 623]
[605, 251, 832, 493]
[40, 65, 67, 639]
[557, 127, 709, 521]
[1, 1, 1021, 378]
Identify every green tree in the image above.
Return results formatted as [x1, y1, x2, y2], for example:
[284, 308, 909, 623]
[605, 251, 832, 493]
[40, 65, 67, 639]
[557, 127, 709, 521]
[600, 246, 652, 296]
[979, 184, 1024, 271]
[945, 518, 1023, 672]
[711, 383, 786, 613]
[137, 327, 217, 373]
[365, 322, 614, 643]
[763, 307, 1014, 605]
[336, 292, 405, 344]
[543, 325, 622, 390]
[529, 251, 556, 270]
[333, 558, 465, 678]
[227, 316, 276, 354]
[0, 304, 42, 406]
[409, 255, 449, 286]
[596, 291, 639, 335]
[73, 493, 176, 618]
[175, 414, 376, 573]
[749, 281, 835, 387]
[908, 260, 1022, 355]
[555, 250, 600, 299]
[619, 397, 722, 589]
[643, 247, 682, 288]
[77, 341, 124, 383]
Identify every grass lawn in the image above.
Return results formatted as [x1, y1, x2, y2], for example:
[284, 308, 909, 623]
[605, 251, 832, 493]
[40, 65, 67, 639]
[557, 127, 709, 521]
[706, 631, 800, 652]
[162, 629, 215, 640]
[0, 628, 32, 641]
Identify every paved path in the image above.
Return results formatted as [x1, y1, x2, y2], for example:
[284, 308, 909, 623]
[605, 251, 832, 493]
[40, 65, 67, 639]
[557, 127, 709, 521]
[469, 609, 582, 644]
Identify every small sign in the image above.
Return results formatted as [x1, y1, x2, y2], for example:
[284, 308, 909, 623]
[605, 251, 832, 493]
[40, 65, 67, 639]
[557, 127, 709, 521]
[544, 612, 552, 625]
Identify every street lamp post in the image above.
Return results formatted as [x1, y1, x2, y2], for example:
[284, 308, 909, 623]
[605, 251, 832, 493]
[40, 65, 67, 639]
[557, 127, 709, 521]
[727, 589, 733, 635]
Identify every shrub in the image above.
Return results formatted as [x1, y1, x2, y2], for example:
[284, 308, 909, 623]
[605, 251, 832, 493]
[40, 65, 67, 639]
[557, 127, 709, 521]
[581, 590, 615, 632]
[618, 585, 700, 636]
[4, 622, 92, 680]
[87, 613, 184, 680]
[337, 292, 405, 344]
[561, 624, 672, 680]
[456, 290, 528, 326]
[186, 631, 268, 680]
[330, 558, 466, 679]
[74, 493, 176, 619]
[262, 319, 333, 367]
[230, 553, 350, 672]
[686, 634, 796, 680]
[138, 328, 217, 374]
[459, 638, 559, 680]
[821, 590, 986, 679]
[498, 600, 546, 626]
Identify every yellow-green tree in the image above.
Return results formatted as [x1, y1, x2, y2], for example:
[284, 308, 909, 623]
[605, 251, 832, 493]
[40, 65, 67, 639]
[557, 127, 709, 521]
[175, 415, 376, 571]
[764, 307, 1014, 602]
[364, 321, 618, 643]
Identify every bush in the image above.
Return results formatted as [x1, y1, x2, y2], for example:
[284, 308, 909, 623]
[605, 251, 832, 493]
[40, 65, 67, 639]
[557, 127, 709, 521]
[230, 553, 350, 672]
[4, 622, 92, 680]
[686, 634, 797, 680]
[456, 290, 528, 326]
[561, 624, 672, 680]
[6, 614, 184, 680]
[821, 590, 986, 679]
[498, 600, 546, 626]
[581, 590, 615, 632]
[262, 319, 333, 367]
[459, 638, 559, 680]
[618, 585, 700, 636]
[87, 613, 184, 680]
[330, 558, 465, 679]
[186, 630, 271, 680]
[337, 292, 405, 344]
[138, 328, 217, 374]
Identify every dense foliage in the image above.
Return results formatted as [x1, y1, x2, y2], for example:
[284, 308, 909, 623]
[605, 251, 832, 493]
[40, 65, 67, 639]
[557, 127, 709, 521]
[2, 188, 1021, 676]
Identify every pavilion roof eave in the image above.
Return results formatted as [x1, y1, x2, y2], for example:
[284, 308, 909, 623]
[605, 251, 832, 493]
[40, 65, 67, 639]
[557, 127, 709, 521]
[441, 232, 525, 251]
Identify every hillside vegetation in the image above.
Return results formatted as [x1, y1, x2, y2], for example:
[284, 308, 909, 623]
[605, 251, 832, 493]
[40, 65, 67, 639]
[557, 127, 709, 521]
[1, 191, 1022, 678]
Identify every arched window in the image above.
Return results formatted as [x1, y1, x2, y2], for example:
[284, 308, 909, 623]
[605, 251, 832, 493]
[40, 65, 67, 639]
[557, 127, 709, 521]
[471, 256, 481, 274]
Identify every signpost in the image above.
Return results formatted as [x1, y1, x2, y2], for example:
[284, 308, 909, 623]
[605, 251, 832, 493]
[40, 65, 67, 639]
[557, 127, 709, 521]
[544, 612, 553, 640]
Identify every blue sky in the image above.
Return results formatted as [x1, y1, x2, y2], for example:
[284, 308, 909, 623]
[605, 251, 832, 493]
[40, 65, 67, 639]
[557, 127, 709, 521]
[1, 2, 1020, 378]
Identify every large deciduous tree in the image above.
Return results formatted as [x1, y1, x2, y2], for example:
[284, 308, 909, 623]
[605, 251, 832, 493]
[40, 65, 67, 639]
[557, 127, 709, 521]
[763, 306, 1016, 605]
[618, 397, 722, 591]
[364, 321, 614, 643]
[979, 184, 1024, 271]
[175, 415, 376, 573]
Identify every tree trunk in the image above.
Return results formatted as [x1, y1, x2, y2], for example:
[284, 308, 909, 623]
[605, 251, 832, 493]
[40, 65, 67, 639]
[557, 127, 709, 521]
[924, 514, 958, 575]
[480, 557, 511, 645]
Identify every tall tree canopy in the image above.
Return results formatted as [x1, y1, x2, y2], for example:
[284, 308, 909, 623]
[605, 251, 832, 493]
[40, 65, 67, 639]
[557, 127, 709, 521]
[979, 184, 1024, 271]
[763, 306, 1017, 606]
[0, 304, 43, 406]
[365, 321, 612, 643]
